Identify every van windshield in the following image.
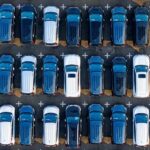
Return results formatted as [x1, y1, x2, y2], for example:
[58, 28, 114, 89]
[135, 65, 148, 72]
[138, 74, 146, 78]
[68, 74, 76, 78]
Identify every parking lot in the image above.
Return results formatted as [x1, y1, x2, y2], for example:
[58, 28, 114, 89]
[0, 0, 150, 150]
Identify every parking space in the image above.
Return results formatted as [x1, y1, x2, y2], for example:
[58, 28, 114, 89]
[0, 0, 150, 150]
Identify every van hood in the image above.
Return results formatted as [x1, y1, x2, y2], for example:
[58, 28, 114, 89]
[65, 73, 80, 97]
[0, 122, 12, 145]
[44, 21, 57, 45]
[43, 123, 57, 146]
[21, 71, 34, 94]
[136, 73, 149, 97]
[135, 123, 149, 146]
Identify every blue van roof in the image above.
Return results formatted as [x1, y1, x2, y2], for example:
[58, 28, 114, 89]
[19, 114, 33, 145]
[112, 113, 127, 121]
[112, 119, 126, 144]
[0, 55, 14, 64]
[43, 55, 58, 64]
[66, 105, 81, 118]
[134, 7, 149, 15]
[43, 64, 57, 94]
[0, 12, 13, 42]
[89, 7, 103, 15]
[19, 121, 32, 145]
[89, 57, 104, 95]
[89, 104, 104, 113]
[0, 4, 15, 12]
[0, 55, 13, 94]
[21, 4, 36, 14]
[0, 63, 12, 70]
[67, 14, 80, 22]
[90, 14, 102, 22]
[67, 7, 81, 15]
[89, 112, 103, 121]
[113, 64, 126, 73]
[89, 104, 103, 144]
[0, 65, 12, 93]
[112, 57, 126, 65]
[19, 105, 34, 114]
[112, 21, 126, 45]
[135, 14, 148, 22]
[111, 7, 127, 15]
[111, 105, 127, 113]
[88, 56, 104, 65]
[0, 11, 13, 19]
[89, 119, 103, 143]
[112, 14, 126, 22]
[67, 116, 79, 124]
[21, 11, 34, 19]
[44, 63, 57, 71]
[89, 71, 103, 94]
[89, 64, 103, 72]
[19, 114, 33, 122]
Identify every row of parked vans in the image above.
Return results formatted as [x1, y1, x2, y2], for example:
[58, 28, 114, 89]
[0, 54, 149, 97]
[0, 4, 149, 45]
[0, 104, 149, 147]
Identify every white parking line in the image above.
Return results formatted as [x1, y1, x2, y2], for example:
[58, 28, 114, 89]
[82, 4, 88, 10]
[38, 4, 44, 10]
[104, 52, 110, 59]
[127, 52, 132, 59]
[60, 52, 65, 58]
[17, 4, 21, 9]
[38, 52, 44, 58]
[82, 101, 88, 107]
[105, 4, 111, 10]
[16, 101, 22, 107]
[127, 4, 132, 10]
[104, 102, 110, 108]
[16, 52, 22, 58]
[126, 101, 132, 108]
[60, 101, 66, 107]
[82, 52, 88, 59]
[38, 101, 44, 107]
[60, 4, 66, 10]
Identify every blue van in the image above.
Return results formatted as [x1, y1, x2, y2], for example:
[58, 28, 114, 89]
[66, 7, 81, 46]
[134, 7, 149, 45]
[112, 57, 127, 96]
[19, 105, 35, 145]
[0, 4, 15, 42]
[66, 105, 81, 148]
[88, 56, 104, 95]
[89, 104, 104, 143]
[20, 4, 36, 43]
[111, 7, 127, 45]
[89, 7, 103, 45]
[0, 55, 14, 94]
[43, 55, 58, 94]
[111, 105, 127, 144]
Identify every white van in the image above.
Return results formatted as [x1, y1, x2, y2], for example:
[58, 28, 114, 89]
[64, 55, 81, 97]
[43, 6, 59, 46]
